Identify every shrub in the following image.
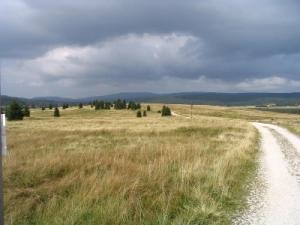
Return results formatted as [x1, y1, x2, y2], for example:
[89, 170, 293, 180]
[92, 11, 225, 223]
[147, 105, 151, 111]
[23, 105, 30, 117]
[136, 111, 142, 117]
[54, 107, 60, 117]
[79, 103, 83, 109]
[49, 104, 53, 110]
[161, 106, 172, 117]
[41, 106, 46, 111]
[6, 101, 24, 121]
[143, 110, 147, 117]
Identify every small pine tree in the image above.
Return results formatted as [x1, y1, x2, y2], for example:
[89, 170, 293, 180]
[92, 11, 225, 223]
[143, 110, 147, 117]
[6, 101, 24, 121]
[94, 101, 101, 110]
[23, 105, 30, 117]
[136, 110, 142, 117]
[161, 106, 172, 117]
[49, 104, 53, 110]
[79, 103, 83, 109]
[54, 107, 60, 117]
[147, 105, 151, 111]
[41, 106, 46, 111]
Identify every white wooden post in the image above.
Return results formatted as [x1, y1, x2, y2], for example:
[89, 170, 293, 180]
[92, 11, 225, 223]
[1, 114, 6, 156]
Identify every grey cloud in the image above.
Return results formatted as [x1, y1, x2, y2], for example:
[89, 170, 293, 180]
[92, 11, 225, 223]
[2, 0, 300, 97]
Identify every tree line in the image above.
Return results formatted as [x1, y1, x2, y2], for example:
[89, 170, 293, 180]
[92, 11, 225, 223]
[4, 100, 172, 121]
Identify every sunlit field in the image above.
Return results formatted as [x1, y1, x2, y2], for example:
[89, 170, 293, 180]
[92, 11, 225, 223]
[3, 104, 270, 225]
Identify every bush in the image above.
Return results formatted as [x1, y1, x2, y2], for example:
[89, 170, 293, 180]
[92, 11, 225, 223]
[143, 110, 147, 117]
[23, 105, 30, 117]
[136, 111, 142, 117]
[147, 105, 151, 111]
[6, 101, 24, 121]
[41, 106, 46, 111]
[161, 106, 172, 117]
[54, 107, 60, 117]
[79, 103, 83, 109]
[49, 104, 53, 110]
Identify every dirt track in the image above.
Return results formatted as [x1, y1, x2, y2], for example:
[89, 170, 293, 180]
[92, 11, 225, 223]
[234, 122, 300, 225]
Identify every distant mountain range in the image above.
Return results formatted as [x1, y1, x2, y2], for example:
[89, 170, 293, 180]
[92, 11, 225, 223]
[2, 92, 300, 106]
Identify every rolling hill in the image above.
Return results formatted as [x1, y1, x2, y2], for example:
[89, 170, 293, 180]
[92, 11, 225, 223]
[1, 92, 300, 106]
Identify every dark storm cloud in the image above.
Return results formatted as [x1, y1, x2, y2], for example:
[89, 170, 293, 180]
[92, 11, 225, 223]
[2, 0, 300, 97]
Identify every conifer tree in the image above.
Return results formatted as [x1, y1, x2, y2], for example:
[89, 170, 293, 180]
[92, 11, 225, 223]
[41, 106, 46, 111]
[6, 101, 24, 121]
[104, 102, 111, 109]
[147, 105, 151, 111]
[114, 99, 127, 109]
[49, 104, 53, 110]
[54, 107, 60, 117]
[62, 104, 69, 109]
[161, 105, 172, 116]
[79, 103, 83, 108]
[143, 110, 147, 117]
[23, 105, 30, 117]
[136, 110, 142, 117]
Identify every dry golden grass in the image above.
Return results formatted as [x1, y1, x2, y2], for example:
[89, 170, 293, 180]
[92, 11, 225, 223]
[4, 104, 259, 225]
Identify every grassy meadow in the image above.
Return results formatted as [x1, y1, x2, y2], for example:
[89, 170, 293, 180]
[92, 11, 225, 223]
[3, 103, 284, 225]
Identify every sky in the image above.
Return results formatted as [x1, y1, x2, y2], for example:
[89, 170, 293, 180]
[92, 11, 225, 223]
[1, 0, 300, 98]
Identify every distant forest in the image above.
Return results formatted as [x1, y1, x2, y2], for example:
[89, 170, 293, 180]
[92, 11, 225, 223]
[1, 92, 300, 107]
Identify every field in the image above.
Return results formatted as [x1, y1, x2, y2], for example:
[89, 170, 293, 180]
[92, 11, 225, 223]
[255, 106, 300, 115]
[5, 104, 299, 225]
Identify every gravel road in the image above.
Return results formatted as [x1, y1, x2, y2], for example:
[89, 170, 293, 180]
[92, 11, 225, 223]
[234, 122, 300, 225]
